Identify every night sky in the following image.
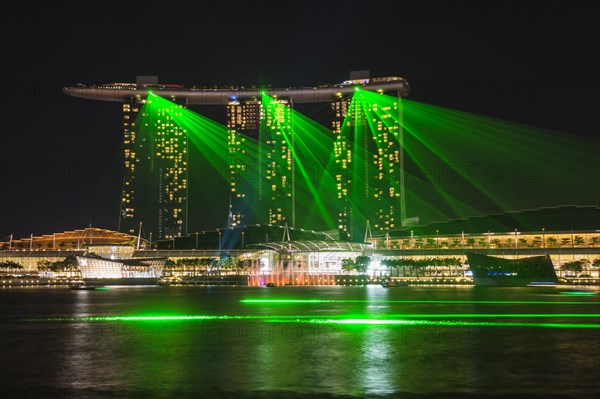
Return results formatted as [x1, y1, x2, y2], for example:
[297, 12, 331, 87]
[0, 0, 598, 239]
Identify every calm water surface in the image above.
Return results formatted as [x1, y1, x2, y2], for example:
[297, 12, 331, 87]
[1, 285, 599, 398]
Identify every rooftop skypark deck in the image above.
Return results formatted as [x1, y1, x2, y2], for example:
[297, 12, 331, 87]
[63, 76, 409, 104]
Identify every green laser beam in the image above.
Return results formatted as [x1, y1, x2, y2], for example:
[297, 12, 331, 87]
[135, 89, 598, 235]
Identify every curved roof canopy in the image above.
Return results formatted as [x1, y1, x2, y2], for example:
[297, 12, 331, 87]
[249, 240, 371, 253]
[1, 228, 139, 250]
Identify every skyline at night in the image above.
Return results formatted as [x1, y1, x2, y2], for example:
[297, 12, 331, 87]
[62, 76, 411, 241]
[1, 0, 598, 240]
[1, 3, 599, 398]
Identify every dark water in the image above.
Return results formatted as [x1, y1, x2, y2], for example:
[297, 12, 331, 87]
[1, 285, 599, 398]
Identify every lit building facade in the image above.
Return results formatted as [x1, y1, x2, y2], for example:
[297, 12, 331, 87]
[120, 99, 138, 234]
[119, 93, 188, 239]
[226, 97, 294, 227]
[369, 97, 402, 233]
[262, 97, 294, 226]
[332, 87, 402, 241]
[227, 98, 261, 227]
[332, 96, 353, 240]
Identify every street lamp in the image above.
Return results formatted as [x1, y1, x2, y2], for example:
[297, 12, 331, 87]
[241, 231, 245, 249]
[195, 232, 199, 250]
[541, 228, 545, 248]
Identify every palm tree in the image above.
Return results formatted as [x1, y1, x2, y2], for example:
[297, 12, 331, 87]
[592, 259, 600, 277]
[398, 259, 410, 277]
[560, 237, 572, 248]
[341, 258, 355, 274]
[560, 261, 583, 277]
[579, 259, 590, 277]
[37, 260, 52, 272]
[165, 259, 177, 276]
[381, 259, 392, 275]
[420, 258, 433, 276]
[450, 238, 461, 248]
[0, 261, 23, 270]
[220, 256, 239, 273]
[420, 258, 430, 276]
[402, 259, 413, 277]
[410, 259, 425, 277]
[392, 258, 410, 276]
[355, 256, 371, 274]
[531, 236, 542, 248]
[444, 257, 462, 276]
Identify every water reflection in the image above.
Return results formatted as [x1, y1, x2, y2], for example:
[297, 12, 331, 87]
[359, 325, 395, 394]
[1, 286, 598, 398]
[63, 291, 92, 391]
[359, 285, 393, 394]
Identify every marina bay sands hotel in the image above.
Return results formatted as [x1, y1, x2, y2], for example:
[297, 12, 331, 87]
[63, 73, 410, 242]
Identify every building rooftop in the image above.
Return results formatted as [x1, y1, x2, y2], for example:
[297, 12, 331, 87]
[157, 224, 339, 250]
[63, 76, 409, 104]
[0, 228, 139, 250]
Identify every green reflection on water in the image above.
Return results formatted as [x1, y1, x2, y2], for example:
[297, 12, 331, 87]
[559, 291, 598, 296]
[29, 315, 282, 322]
[384, 314, 600, 318]
[265, 318, 600, 329]
[26, 313, 600, 324]
[240, 299, 600, 305]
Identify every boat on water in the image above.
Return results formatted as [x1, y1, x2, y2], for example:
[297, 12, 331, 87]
[466, 252, 559, 287]
[70, 284, 101, 290]
[76, 244, 166, 286]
